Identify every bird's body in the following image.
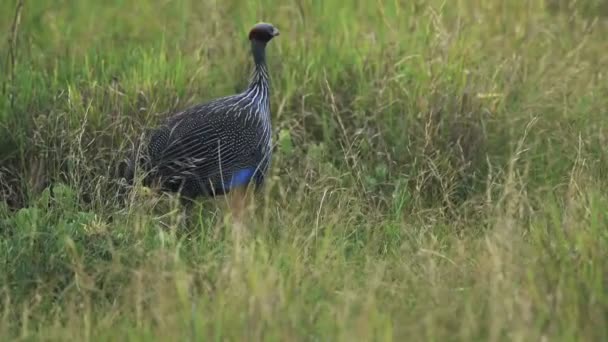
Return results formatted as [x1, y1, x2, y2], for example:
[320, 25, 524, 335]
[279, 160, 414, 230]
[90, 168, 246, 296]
[125, 23, 280, 202]
[142, 79, 273, 198]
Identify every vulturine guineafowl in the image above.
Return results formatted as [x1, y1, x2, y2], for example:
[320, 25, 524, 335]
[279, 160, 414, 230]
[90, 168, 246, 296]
[123, 22, 280, 205]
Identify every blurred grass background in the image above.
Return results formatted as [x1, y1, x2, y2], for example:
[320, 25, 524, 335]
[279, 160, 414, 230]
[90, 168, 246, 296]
[1, 0, 608, 340]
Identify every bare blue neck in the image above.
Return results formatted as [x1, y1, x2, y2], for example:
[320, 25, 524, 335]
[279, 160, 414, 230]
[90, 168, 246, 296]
[249, 39, 270, 90]
[251, 39, 267, 66]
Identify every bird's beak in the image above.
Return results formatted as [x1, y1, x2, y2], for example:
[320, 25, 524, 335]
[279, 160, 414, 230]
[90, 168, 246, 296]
[273, 28, 280, 36]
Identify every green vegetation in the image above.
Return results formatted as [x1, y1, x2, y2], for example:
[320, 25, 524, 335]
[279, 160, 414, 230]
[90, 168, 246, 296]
[1, 0, 607, 340]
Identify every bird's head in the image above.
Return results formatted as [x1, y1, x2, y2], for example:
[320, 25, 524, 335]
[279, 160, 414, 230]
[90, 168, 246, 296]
[248, 22, 280, 43]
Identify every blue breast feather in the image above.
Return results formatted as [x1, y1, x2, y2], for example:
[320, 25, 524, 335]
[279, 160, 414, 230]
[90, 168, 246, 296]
[225, 167, 256, 190]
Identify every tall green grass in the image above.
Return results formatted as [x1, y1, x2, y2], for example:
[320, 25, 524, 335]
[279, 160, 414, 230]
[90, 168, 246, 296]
[1, 0, 607, 340]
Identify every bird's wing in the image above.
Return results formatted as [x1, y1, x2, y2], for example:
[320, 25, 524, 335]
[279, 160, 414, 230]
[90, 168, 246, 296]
[151, 116, 238, 181]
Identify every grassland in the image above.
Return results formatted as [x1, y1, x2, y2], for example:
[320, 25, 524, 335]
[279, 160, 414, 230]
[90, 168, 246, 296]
[1, 0, 608, 340]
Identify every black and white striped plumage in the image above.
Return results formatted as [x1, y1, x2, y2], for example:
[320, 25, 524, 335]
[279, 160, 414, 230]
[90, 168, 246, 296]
[127, 22, 280, 200]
